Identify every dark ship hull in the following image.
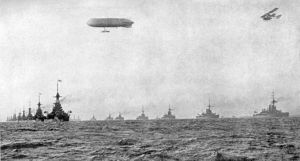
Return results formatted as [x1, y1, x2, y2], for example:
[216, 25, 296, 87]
[47, 112, 70, 121]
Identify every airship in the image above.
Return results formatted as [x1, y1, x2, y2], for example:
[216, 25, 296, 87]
[87, 18, 134, 32]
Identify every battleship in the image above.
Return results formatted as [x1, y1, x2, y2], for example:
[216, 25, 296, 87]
[90, 115, 97, 121]
[27, 103, 34, 120]
[7, 108, 34, 122]
[196, 100, 219, 119]
[7, 81, 71, 122]
[7, 103, 35, 122]
[22, 108, 26, 120]
[6, 113, 17, 122]
[34, 93, 46, 121]
[253, 92, 289, 117]
[115, 113, 124, 121]
[161, 105, 176, 120]
[136, 107, 149, 120]
[105, 113, 114, 121]
[46, 80, 71, 121]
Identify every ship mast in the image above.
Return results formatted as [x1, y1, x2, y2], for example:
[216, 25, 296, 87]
[38, 93, 42, 108]
[168, 104, 172, 115]
[208, 99, 214, 110]
[57, 80, 59, 93]
[56, 80, 62, 102]
[271, 91, 277, 106]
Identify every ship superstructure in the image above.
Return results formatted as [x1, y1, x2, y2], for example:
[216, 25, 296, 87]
[34, 93, 46, 121]
[27, 102, 34, 120]
[90, 115, 97, 121]
[136, 107, 149, 120]
[196, 100, 219, 119]
[253, 92, 289, 117]
[22, 108, 26, 120]
[6, 80, 72, 122]
[47, 80, 71, 121]
[105, 113, 114, 121]
[115, 113, 124, 121]
[161, 105, 176, 120]
[7, 103, 35, 122]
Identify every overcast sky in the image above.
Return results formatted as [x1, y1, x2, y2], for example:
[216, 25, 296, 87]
[0, 0, 300, 121]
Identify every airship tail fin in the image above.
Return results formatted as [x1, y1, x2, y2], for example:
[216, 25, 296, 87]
[124, 24, 133, 28]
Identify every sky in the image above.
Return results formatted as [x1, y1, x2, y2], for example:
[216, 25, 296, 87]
[0, 0, 300, 121]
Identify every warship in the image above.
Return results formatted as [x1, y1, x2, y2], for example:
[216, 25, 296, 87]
[115, 113, 124, 121]
[22, 108, 26, 120]
[196, 100, 219, 119]
[27, 102, 34, 120]
[12, 113, 17, 121]
[7, 113, 17, 122]
[90, 115, 97, 121]
[17, 112, 22, 121]
[34, 93, 46, 121]
[47, 80, 71, 121]
[105, 113, 114, 120]
[7, 106, 35, 122]
[136, 107, 149, 120]
[161, 105, 176, 120]
[253, 92, 289, 117]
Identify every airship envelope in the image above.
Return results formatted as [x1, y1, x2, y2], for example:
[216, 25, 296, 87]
[87, 18, 134, 28]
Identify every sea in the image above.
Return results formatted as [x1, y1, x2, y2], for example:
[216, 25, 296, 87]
[1, 118, 300, 160]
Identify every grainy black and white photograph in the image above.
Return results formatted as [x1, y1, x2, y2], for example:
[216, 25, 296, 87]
[1, 0, 300, 160]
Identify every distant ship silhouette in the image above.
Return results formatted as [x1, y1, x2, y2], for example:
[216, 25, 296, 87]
[115, 113, 124, 121]
[253, 92, 289, 117]
[46, 80, 71, 121]
[105, 113, 114, 121]
[136, 107, 149, 120]
[90, 115, 97, 121]
[196, 99, 219, 119]
[161, 105, 176, 120]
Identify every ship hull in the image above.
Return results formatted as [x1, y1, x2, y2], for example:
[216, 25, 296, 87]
[161, 118, 175, 120]
[196, 115, 219, 119]
[161, 116, 176, 120]
[136, 115, 149, 120]
[253, 113, 289, 118]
